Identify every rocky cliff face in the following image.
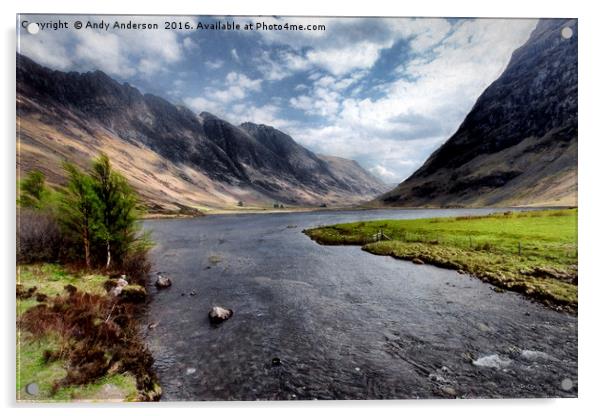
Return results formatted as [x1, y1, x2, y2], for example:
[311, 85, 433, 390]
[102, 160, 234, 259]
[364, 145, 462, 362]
[379, 18, 577, 207]
[17, 54, 387, 211]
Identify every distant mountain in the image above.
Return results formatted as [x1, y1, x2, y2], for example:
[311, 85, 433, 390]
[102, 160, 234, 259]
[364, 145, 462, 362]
[16, 54, 387, 212]
[378, 18, 577, 208]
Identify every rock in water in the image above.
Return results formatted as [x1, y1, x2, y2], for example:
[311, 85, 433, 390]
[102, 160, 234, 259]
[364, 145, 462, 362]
[155, 275, 172, 289]
[208, 306, 233, 324]
[472, 354, 512, 369]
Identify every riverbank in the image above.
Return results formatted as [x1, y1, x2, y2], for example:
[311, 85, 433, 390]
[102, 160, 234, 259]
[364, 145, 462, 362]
[304, 208, 577, 312]
[17, 264, 161, 402]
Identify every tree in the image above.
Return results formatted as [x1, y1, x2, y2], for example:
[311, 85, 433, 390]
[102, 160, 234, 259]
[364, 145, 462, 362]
[59, 163, 102, 269]
[91, 154, 139, 269]
[18, 170, 49, 209]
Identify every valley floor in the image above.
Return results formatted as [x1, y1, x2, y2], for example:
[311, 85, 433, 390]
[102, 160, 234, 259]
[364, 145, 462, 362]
[142, 204, 375, 218]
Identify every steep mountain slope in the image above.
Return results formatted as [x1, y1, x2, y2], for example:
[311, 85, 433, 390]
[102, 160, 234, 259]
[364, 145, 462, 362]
[16, 54, 386, 211]
[239, 122, 387, 197]
[379, 18, 577, 207]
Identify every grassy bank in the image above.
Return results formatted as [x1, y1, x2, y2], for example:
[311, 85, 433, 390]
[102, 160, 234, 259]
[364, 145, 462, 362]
[17, 264, 160, 402]
[304, 209, 577, 311]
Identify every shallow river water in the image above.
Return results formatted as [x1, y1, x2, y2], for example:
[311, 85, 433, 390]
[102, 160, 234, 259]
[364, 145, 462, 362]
[141, 208, 577, 400]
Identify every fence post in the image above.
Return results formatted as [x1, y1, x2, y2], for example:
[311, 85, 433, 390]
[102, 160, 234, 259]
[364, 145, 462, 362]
[518, 241, 522, 256]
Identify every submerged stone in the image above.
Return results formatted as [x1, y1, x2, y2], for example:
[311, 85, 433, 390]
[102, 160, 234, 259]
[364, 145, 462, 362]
[155, 275, 172, 289]
[472, 354, 512, 369]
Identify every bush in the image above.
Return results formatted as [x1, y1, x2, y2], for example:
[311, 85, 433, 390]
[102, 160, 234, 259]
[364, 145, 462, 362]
[119, 243, 153, 285]
[17, 209, 62, 263]
[19, 291, 159, 399]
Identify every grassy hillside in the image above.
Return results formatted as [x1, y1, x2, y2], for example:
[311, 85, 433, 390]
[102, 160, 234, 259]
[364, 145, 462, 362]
[304, 209, 577, 311]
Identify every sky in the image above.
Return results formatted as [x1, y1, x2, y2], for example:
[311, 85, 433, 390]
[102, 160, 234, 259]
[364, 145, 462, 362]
[18, 15, 538, 183]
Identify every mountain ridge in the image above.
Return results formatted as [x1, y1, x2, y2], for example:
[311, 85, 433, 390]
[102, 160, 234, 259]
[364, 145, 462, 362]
[378, 18, 577, 208]
[16, 53, 388, 212]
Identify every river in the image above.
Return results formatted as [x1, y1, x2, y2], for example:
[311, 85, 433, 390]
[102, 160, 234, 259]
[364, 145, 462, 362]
[141, 208, 577, 400]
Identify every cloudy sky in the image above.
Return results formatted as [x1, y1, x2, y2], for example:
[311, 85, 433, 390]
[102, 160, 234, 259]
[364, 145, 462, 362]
[18, 15, 537, 183]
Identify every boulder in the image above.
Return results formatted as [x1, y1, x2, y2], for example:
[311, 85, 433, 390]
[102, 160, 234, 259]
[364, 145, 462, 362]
[110, 278, 128, 297]
[120, 284, 147, 303]
[208, 306, 233, 324]
[155, 275, 172, 289]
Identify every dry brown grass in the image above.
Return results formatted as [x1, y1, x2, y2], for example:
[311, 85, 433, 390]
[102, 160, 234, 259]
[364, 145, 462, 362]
[19, 290, 160, 400]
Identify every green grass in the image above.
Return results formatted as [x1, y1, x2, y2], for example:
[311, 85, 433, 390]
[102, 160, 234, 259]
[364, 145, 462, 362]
[16, 333, 138, 402]
[17, 264, 107, 316]
[16, 264, 139, 402]
[304, 209, 578, 311]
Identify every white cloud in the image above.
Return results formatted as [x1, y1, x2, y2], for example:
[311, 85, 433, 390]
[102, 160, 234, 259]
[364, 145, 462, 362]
[72, 31, 136, 77]
[186, 71, 262, 108]
[369, 165, 397, 180]
[253, 17, 453, 78]
[19, 15, 184, 78]
[182, 37, 198, 51]
[184, 95, 219, 115]
[206, 59, 224, 70]
[184, 71, 264, 119]
[289, 86, 341, 119]
[184, 97, 288, 129]
[18, 30, 73, 70]
[305, 42, 382, 76]
[18, 15, 540, 183]
[254, 51, 289, 81]
[231, 48, 240, 62]
[230, 103, 289, 126]
[284, 18, 538, 181]
[289, 73, 364, 119]
[226, 72, 261, 92]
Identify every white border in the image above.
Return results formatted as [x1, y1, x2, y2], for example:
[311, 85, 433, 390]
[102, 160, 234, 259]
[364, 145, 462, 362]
[2, 1, 600, 415]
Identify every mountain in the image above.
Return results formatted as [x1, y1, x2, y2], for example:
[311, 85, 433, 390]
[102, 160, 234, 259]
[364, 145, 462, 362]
[16, 54, 387, 212]
[378, 18, 577, 208]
